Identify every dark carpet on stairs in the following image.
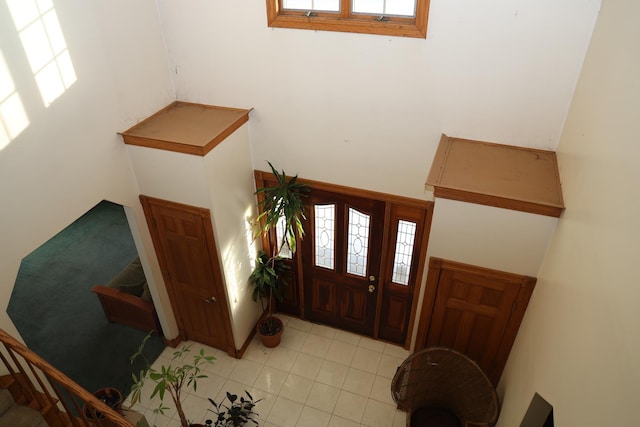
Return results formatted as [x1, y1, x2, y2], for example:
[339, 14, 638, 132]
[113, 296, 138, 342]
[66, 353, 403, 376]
[7, 200, 165, 397]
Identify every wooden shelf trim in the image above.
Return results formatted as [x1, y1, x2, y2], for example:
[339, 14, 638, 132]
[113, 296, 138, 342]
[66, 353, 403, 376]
[120, 101, 252, 156]
[426, 134, 565, 217]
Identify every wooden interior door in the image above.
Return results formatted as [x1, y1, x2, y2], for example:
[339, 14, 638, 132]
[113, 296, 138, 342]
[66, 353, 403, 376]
[416, 258, 536, 385]
[302, 189, 385, 336]
[140, 195, 235, 355]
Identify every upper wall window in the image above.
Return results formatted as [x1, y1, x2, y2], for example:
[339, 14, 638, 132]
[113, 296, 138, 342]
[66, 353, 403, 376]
[266, 0, 430, 38]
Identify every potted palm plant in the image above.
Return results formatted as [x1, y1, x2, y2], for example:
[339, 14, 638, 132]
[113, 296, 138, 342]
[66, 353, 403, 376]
[129, 333, 215, 427]
[251, 161, 308, 347]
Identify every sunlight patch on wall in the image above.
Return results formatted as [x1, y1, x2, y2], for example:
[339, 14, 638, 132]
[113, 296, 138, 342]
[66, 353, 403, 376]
[6, 0, 76, 107]
[246, 206, 258, 266]
[0, 51, 29, 150]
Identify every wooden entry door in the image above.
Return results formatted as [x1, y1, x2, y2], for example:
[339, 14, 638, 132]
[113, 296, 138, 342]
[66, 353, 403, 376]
[416, 258, 536, 385]
[302, 190, 385, 336]
[140, 196, 235, 355]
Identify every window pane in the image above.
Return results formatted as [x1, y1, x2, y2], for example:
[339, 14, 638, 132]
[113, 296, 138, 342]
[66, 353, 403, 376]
[314, 204, 335, 269]
[275, 215, 292, 259]
[283, 0, 340, 12]
[352, 0, 381, 14]
[314, 0, 340, 11]
[392, 220, 416, 285]
[385, 0, 416, 16]
[347, 208, 370, 277]
[283, 0, 311, 9]
[353, 0, 416, 16]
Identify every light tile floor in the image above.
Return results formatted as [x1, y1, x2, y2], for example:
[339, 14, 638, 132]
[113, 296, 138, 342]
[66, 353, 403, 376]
[127, 314, 409, 427]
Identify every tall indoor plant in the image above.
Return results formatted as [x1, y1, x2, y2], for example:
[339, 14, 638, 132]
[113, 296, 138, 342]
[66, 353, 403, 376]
[251, 161, 308, 347]
[129, 334, 215, 427]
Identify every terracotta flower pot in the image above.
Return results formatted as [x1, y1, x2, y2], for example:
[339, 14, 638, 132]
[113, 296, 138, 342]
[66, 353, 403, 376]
[257, 316, 283, 348]
[83, 387, 123, 420]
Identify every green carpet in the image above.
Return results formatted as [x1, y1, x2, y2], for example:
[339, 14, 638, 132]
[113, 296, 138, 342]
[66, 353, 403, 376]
[7, 200, 165, 397]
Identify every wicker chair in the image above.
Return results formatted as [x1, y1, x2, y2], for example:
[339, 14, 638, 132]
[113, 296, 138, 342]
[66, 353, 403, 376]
[391, 347, 500, 427]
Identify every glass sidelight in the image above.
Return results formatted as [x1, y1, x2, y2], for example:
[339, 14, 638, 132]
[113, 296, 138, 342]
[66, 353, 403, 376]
[391, 220, 417, 285]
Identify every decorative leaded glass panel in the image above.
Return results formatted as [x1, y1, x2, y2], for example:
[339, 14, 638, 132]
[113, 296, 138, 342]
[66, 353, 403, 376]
[347, 208, 370, 277]
[275, 215, 292, 259]
[314, 204, 335, 269]
[392, 220, 416, 285]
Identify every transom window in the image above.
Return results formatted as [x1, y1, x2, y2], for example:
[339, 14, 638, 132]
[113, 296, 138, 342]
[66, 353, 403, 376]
[283, 0, 415, 16]
[266, 0, 430, 38]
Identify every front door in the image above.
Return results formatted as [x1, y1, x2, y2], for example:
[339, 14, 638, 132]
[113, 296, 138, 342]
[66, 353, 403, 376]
[140, 196, 235, 355]
[302, 189, 385, 336]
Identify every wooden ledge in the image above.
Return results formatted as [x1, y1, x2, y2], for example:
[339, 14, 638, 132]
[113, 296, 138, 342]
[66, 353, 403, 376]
[120, 101, 252, 156]
[426, 134, 565, 217]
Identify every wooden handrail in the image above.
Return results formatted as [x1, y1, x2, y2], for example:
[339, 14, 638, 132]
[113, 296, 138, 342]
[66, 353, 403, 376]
[0, 328, 135, 427]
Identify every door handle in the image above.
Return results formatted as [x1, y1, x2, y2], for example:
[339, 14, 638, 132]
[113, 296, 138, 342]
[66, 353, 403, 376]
[204, 296, 217, 303]
[368, 284, 376, 293]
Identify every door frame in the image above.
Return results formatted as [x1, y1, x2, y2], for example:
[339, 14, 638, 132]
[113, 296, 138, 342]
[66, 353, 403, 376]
[140, 195, 236, 356]
[254, 170, 434, 349]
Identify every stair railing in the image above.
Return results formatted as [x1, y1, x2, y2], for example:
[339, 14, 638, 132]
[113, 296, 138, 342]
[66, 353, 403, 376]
[0, 328, 135, 427]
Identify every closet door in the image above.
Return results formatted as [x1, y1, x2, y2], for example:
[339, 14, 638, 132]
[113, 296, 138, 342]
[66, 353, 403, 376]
[140, 195, 235, 356]
[416, 258, 535, 385]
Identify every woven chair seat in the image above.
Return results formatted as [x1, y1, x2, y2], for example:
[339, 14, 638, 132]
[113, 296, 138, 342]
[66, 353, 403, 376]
[391, 347, 500, 427]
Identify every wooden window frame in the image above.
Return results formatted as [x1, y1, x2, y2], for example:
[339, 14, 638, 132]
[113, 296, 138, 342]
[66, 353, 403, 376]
[266, 0, 430, 38]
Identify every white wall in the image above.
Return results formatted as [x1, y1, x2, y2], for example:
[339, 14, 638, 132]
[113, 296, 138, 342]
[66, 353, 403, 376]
[427, 199, 558, 277]
[203, 123, 262, 349]
[0, 1, 174, 338]
[496, 0, 640, 425]
[157, 0, 600, 200]
[127, 145, 210, 208]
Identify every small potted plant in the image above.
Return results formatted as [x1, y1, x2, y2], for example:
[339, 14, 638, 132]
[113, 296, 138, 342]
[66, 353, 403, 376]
[129, 333, 215, 427]
[251, 161, 308, 347]
[82, 387, 123, 421]
[206, 390, 262, 426]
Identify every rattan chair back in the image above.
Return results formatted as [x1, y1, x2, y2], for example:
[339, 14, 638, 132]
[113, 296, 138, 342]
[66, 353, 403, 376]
[391, 347, 500, 426]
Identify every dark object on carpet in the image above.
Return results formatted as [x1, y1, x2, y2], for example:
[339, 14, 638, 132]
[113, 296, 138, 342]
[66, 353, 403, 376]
[391, 347, 500, 427]
[92, 256, 162, 334]
[7, 200, 165, 396]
